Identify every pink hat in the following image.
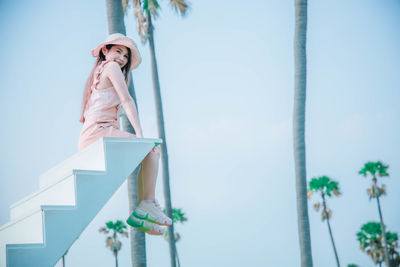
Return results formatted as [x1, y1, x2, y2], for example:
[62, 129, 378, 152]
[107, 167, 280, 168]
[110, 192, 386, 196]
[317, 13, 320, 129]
[91, 33, 141, 70]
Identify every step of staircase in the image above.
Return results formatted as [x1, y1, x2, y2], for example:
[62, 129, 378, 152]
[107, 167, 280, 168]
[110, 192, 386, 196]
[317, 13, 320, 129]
[0, 137, 161, 267]
[38, 137, 106, 189]
[10, 172, 76, 221]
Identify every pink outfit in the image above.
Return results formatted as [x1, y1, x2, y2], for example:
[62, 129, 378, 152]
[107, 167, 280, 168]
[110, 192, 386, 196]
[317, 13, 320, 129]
[78, 60, 136, 151]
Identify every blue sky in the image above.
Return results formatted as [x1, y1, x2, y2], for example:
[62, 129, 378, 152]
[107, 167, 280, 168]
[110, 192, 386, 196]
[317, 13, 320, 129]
[0, 0, 399, 266]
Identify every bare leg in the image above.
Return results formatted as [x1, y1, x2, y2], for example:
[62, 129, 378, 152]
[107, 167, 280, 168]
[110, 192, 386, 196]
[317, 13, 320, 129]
[139, 146, 161, 202]
[137, 164, 144, 203]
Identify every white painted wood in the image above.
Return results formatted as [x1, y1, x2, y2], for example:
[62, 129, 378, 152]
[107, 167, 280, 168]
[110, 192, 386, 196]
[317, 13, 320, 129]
[0, 209, 44, 267]
[39, 138, 105, 188]
[0, 209, 43, 244]
[10, 173, 76, 221]
[0, 137, 162, 267]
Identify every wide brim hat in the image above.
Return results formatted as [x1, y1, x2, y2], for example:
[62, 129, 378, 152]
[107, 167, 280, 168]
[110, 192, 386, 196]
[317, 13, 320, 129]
[91, 33, 141, 71]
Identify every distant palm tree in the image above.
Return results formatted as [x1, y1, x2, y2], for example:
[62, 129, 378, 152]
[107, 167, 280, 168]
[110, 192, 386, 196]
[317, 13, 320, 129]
[163, 208, 188, 267]
[99, 220, 129, 267]
[308, 176, 341, 267]
[357, 222, 400, 267]
[293, 0, 313, 266]
[105, 1, 147, 266]
[359, 161, 391, 266]
[122, 1, 190, 266]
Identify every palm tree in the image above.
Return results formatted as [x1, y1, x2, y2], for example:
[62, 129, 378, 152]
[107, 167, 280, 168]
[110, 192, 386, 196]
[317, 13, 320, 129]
[357, 222, 400, 267]
[163, 208, 188, 267]
[105, 1, 147, 266]
[99, 220, 129, 267]
[387, 232, 400, 266]
[293, 0, 313, 266]
[123, 1, 190, 266]
[308, 176, 341, 267]
[359, 161, 391, 266]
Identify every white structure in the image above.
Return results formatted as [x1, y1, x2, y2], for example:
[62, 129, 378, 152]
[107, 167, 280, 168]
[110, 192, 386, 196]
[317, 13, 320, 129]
[0, 137, 161, 267]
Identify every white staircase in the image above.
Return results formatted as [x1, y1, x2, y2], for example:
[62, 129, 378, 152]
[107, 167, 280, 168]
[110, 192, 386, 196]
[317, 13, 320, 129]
[0, 137, 161, 267]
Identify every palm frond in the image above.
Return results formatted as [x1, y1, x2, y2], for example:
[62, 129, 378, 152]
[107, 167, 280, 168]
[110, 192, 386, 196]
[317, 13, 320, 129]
[359, 161, 389, 178]
[122, 0, 131, 13]
[106, 237, 113, 247]
[321, 209, 332, 221]
[164, 231, 181, 242]
[355, 222, 399, 265]
[99, 227, 109, 234]
[113, 240, 122, 251]
[172, 208, 188, 223]
[143, 0, 160, 18]
[313, 202, 320, 212]
[308, 176, 341, 197]
[133, 3, 149, 44]
[147, 0, 160, 19]
[106, 221, 115, 229]
[169, 0, 190, 17]
[131, 0, 141, 7]
[367, 184, 386, 199]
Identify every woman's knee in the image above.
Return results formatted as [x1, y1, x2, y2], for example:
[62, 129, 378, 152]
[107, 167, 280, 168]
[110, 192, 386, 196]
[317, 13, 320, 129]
[145, 147, 161, 162]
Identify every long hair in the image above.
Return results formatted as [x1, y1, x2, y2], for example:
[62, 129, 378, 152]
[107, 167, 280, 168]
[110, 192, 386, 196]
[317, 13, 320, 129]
[79, 44, 132, 123]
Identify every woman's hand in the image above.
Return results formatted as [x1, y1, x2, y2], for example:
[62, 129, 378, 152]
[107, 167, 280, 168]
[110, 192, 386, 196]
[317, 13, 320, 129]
[135, 130, 144, 138]
[135, 126, 143, 138]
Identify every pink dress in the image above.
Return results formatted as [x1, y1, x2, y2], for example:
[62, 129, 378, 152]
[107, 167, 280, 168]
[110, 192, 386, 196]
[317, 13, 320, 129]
[78, 60, 136, 151]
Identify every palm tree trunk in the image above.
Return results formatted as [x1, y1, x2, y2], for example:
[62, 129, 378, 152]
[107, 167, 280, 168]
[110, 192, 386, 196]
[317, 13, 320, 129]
[146, 12, 177, 267]
[62, 249, 68, 267]
[175, 246, 181, 267]
[105, 0, 147, 266]
[326, 219, 340, 267]
[127, 168, 147, 267]
[376, 195, 391, 267]
[115, 250, 119, 267]
[293, 0, 313, 266]
[322, 195, 340, 267]
[372, 177, 391, 267]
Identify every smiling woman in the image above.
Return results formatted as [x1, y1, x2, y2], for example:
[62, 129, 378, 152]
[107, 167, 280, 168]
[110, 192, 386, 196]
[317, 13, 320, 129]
[78, 33, 172, 236]
[106, 45, 129, 68]
[78, 33, 142, 150]
[94, 45, 130, 90]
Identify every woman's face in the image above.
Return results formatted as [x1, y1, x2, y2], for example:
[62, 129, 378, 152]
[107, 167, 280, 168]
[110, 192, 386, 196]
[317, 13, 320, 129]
[102, 45, 129, 68]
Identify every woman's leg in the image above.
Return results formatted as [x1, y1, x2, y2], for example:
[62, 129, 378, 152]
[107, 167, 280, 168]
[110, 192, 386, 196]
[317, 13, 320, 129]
[140, 146, 161, 202]
[130, 146, 172, 227]
[137, 164, 144, 203]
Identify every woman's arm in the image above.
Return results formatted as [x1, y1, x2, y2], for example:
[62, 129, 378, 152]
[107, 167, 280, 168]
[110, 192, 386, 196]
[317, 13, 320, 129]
[104, 61, 143, 137]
